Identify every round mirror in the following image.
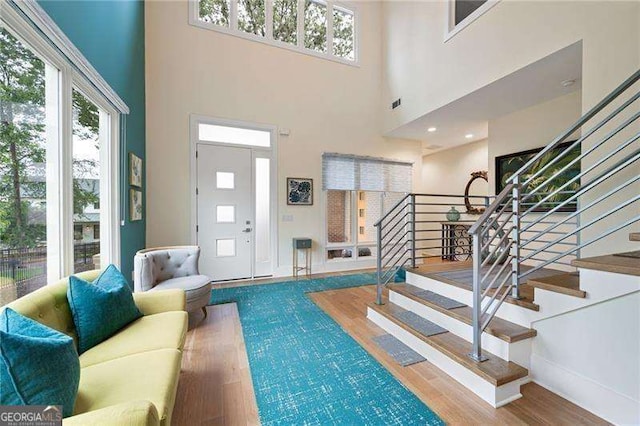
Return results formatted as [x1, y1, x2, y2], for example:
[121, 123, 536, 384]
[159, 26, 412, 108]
[465, 171, 488, 215]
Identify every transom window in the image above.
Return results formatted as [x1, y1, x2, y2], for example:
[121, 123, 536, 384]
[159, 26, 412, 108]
[199, 123, 271, 147]
[190, 0, 357, 64]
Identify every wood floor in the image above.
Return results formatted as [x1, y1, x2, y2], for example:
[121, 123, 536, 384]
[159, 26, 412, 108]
[173, 304, 259, 425]
[172, 275, 608, 425]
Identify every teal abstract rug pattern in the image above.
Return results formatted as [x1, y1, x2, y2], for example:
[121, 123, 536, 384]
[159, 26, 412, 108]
[209, 273, 444, 425]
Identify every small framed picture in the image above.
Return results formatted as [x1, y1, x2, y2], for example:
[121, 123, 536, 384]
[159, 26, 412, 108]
[130, 189, 143, 221]
[129, 152, 142, 187]
[287, 178, 313, 206]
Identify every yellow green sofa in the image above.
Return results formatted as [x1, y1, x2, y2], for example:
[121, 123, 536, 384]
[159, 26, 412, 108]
[5, 270, 188, 426]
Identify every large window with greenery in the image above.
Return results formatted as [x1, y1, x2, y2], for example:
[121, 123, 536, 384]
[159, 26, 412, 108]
[1, 28, 50, 302]
[1, 10, 122, 305]
[71, 89, 103, 273]
[192, 0, 357, 63]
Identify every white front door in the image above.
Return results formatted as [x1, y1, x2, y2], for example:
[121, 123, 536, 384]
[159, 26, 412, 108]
[197, 144, 253, 280]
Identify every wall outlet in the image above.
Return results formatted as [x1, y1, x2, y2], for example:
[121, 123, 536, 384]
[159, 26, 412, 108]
[391, 98, 401, 109]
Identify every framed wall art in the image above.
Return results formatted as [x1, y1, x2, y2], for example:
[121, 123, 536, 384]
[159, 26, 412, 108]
[130, 189, 143, 221]
[495, 141, 580, 212]
[129, 152, 143, 187]
[287, 178, 313, 206]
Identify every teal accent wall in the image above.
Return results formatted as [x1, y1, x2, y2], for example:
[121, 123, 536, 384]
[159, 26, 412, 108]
[38, 0, 146, 281]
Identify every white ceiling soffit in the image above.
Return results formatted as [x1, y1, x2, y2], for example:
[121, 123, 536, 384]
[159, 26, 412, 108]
[388, 41, 583, 154]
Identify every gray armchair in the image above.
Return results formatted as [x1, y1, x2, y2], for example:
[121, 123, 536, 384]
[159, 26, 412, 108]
[133, 246, 212, 317]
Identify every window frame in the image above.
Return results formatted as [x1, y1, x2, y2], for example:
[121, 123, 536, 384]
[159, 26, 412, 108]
[188, 0, 359, 66]
[325, 190, 403, 263]
[188, 114, 279, 278]
[444, 0, 500, 42]
[2, 3, 124, 281]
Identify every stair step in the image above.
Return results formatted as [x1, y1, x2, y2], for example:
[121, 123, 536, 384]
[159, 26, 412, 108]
[410, 264, 540, 311]
[368, 302, 529, 387]
[630, 232, 640, 242]
[572, 254, 640, 276]
[389, 283, 537, 343]
[528, 272, 586, 298]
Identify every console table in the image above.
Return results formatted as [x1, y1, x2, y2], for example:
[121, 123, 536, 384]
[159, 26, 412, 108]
[292, 238, 312, 277]
[441, 222, 472, 261]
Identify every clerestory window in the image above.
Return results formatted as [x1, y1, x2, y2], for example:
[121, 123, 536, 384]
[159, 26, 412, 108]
[191, 0, 357, 64]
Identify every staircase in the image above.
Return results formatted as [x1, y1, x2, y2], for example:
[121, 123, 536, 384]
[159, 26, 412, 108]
[367, 69, 640, 415]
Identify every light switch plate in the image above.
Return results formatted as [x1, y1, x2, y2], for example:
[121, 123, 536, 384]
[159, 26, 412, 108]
[282, 214, 294, 222]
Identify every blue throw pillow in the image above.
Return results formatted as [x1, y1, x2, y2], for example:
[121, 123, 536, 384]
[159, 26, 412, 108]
[67, 264, 142, 354]
[0, 308, 80, 417]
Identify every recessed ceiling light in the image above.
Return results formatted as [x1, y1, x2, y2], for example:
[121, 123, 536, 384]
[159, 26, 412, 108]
[561, 79, 576, 87]
[427, 127, 437, 132]
[465, 133, 474, 139]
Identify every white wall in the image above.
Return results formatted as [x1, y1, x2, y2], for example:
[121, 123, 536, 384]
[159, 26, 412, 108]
[382, 0, 640, 133]
[382, 1, 640, 257]
[532, 291, 640, 425]
[144, 0, 422, 275]
[423, 139, 488, 196]
[488, 90, 582, 194]
[488, 91, 582, 270]
[419, 139, 488, 257]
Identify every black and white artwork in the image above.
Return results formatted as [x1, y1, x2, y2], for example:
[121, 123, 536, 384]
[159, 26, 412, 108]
[287, 178, 313, 206]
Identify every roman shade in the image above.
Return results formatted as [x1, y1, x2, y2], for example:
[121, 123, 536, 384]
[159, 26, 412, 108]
[322, 153, 412, 192]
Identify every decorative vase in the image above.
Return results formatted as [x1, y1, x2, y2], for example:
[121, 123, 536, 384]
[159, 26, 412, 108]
[446, 207, 461, 222]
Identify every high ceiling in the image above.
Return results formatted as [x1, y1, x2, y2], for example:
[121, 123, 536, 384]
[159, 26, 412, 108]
[386, 42, 583, 155]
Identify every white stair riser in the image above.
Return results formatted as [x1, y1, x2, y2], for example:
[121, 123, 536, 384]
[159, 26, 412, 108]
[406, 271, 535, 327]
[407, 269, 640, 327]
[367, 307, 525, 408]
[578, 268, 640, 296]
[524, 270, 640, 321]
[389, 290, 532, 367]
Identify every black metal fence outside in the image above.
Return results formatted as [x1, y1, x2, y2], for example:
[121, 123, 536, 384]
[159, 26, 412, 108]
[0, 242, 100, 305]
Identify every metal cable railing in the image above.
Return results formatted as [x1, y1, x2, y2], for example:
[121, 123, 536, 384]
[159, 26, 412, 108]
[374, 193, 491, 305]
[466, 69, 640, 361]
[373, 69, 640, 363]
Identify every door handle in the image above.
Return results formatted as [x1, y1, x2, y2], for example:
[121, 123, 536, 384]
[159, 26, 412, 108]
[242, 227, 252, 233]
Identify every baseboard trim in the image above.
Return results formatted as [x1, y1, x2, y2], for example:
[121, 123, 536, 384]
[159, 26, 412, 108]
[531, 353, 639, 425]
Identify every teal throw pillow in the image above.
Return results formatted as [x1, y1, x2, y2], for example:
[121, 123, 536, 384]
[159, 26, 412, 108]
[67, 264, 142, 354]
[0, 308, 80, 417]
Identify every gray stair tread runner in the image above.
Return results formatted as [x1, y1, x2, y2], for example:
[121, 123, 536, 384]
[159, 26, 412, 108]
[372, 334, 426, 366]
[404, 286, 466, 310]
[391, 310, 448, 337]
[431, 265, 560, 289]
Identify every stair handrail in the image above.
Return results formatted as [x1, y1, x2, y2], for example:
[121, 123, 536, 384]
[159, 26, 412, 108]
[468, 183, 514, 235]
[373, 193, 411, 228]
[374, 192, 492, 305]
[466, 68, 640, 362]
[372, 70, 639, 363]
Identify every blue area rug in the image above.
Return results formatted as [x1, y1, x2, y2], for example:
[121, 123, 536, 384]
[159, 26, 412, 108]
[209, 273, 443, 425]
